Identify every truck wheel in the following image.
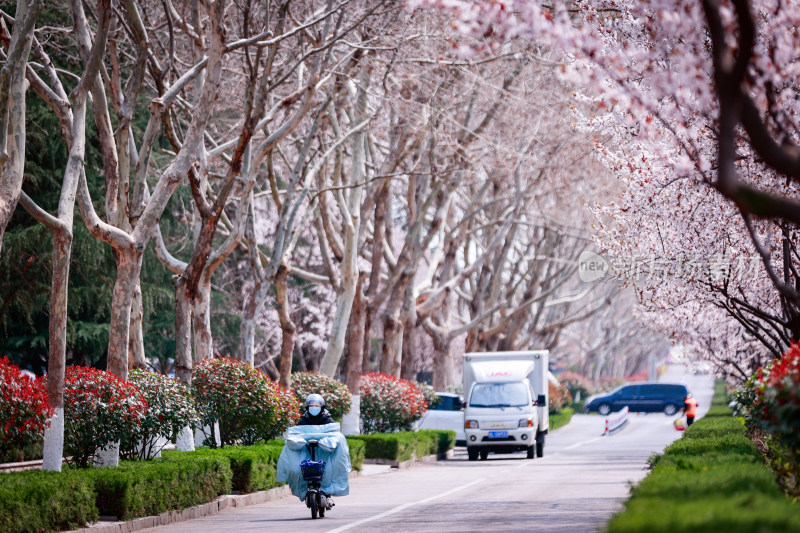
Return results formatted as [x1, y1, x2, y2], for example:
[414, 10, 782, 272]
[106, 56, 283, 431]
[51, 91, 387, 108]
[536, 433, 545, 458]
[480, 449, 488, 460]
[664, 403, 678, 416]
[467, 447, 479, 461]
[526, 445, 535, 459]
[598, 403, 611, 416]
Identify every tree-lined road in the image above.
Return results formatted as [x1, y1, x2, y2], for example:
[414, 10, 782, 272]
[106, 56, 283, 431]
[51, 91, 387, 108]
[144, 366, 713, 533]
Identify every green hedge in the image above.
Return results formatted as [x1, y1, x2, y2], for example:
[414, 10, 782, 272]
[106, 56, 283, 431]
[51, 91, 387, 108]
[417, 429, 456, 455]
[83, 456, 232, 520]
[0, 470, 98, 533]
[348, 430, 456, 462]
[162, 444, 283, 494]
[346, 438, 365, 471]
[0, 432, 389, 530]
[550, 407, 574, 431]
[607, 380, 800, 533]
[0, 455, 232, 528]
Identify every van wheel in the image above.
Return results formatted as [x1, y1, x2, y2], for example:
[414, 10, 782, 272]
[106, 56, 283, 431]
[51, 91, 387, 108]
[526, 445, 535, 459]
[664, 403, 678, 416]
[598, 403, 611, 416]
[480, 449, 488, 460]
[467, 447, 479, 461]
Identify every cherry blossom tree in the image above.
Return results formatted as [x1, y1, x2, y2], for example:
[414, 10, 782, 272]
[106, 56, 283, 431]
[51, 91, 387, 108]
[416, 0, 800, 374]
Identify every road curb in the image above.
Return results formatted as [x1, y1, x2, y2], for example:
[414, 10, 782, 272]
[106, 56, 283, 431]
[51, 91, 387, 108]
[66, 469, 362, 533]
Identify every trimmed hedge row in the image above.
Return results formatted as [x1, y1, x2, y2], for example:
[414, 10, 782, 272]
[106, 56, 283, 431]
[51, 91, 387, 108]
[607, 380, 800, 533]
[162, 443, 284, 493]
[348, 429, 456, 462]
[0, 435, 371, 531]
[347, 438, 366, 471]
[82, 456, 232, 520]
[0, 470, 98, 533]
[550, 407, 574, 431]
[0, 455, 232, 531]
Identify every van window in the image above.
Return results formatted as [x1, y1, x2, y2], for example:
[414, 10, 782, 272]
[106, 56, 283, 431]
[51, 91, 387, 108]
[615, 385, 638, 398]
[643, 384, 668, 395]
[667, 385, 689, 396]
[470, 382, 530, 408]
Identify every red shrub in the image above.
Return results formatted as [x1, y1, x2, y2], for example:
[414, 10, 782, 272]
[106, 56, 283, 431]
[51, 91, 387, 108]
[558, 370, 596, 398]
[64, 366, 147, 467]
[548, 382, 573, 414]
[0, 357, 52, 460]
[360, 372, 427, 433]
[193, 357, 300, 446]
[751, 343, 800, 457]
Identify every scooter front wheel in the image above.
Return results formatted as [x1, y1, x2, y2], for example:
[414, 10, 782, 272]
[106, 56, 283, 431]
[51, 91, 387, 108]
[310, 495, 318, 519]
[318, 494, 325, 518]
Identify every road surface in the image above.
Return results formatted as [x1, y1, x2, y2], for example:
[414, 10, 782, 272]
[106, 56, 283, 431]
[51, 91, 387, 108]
[144, 366, 714, 533]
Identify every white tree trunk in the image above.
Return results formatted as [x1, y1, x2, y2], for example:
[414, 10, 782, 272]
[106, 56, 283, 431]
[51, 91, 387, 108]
[319, 276, 358, 376]
[341, 394, 361, 435]
[41, 408, 64, 472]
[176, 425, 196, 452]
[194, 422, 220, 448]
[318, 69, 368, 376]
[241, 316, 257, 367]
[93, 441, 119, 467]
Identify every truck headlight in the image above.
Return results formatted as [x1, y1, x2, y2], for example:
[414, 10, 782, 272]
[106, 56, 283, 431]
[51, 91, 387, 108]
[465, 420, 479, 429]
[518, 418, 533, 427]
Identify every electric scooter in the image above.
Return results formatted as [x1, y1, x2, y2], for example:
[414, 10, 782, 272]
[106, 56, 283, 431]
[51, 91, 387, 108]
[300, 439, 333, 519]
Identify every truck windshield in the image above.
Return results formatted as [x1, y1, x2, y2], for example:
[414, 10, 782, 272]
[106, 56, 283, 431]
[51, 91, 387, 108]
[469, 382, 530, 408]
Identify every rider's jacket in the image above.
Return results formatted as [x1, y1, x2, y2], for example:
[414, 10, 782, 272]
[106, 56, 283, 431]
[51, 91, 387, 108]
[298, 409, 335, 426]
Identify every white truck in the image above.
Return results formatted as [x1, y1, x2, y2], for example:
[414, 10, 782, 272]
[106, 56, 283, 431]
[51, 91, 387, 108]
[463, 351, 549, 461]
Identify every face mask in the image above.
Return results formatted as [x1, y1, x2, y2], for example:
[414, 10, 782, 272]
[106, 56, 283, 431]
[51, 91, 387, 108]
[309, 406, 322, 417]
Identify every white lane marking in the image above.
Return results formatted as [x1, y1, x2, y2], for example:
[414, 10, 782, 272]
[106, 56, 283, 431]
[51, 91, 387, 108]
[564, 436, 602, 450]
[323, 477, 486, 533]
[327, 437, 599, 532]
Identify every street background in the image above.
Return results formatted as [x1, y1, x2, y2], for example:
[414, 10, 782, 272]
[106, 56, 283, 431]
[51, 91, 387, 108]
[144, 365, 713, 533]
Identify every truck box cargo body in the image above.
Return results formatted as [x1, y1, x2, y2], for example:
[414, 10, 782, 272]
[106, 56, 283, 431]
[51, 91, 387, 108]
[463, 351, 549, 460]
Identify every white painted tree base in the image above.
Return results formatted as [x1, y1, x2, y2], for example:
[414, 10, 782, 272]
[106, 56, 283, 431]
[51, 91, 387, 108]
[342, 394, 361, 435]
[137, 436, 168, 459]
[176, 425, 195, 452]
[194, 422, 220, 447]
[94, 441, 119, 467]
[42, 408, 64, 472]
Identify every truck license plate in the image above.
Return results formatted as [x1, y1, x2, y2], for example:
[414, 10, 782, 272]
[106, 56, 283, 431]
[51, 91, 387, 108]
[488, 431, 508, 438]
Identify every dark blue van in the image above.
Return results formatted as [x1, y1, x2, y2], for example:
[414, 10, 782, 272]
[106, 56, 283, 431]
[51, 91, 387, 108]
[584, 382, 689, 415]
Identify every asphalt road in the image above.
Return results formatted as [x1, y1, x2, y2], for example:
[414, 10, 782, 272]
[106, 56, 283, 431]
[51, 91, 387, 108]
[144, 366, 714, 533]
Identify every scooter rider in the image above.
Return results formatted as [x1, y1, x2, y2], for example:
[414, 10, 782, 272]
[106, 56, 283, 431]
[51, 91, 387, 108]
[298, 393, 335, 426]
[296, 393, 336, 510]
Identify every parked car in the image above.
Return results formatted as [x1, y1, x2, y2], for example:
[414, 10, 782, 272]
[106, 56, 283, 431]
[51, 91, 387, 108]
[431, 393, 464, 412]
[584, 382, 689, 416]
[416, 392, 466, 445]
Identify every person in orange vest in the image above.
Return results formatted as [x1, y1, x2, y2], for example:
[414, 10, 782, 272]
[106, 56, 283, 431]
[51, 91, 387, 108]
[684, 393, 699, 426]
